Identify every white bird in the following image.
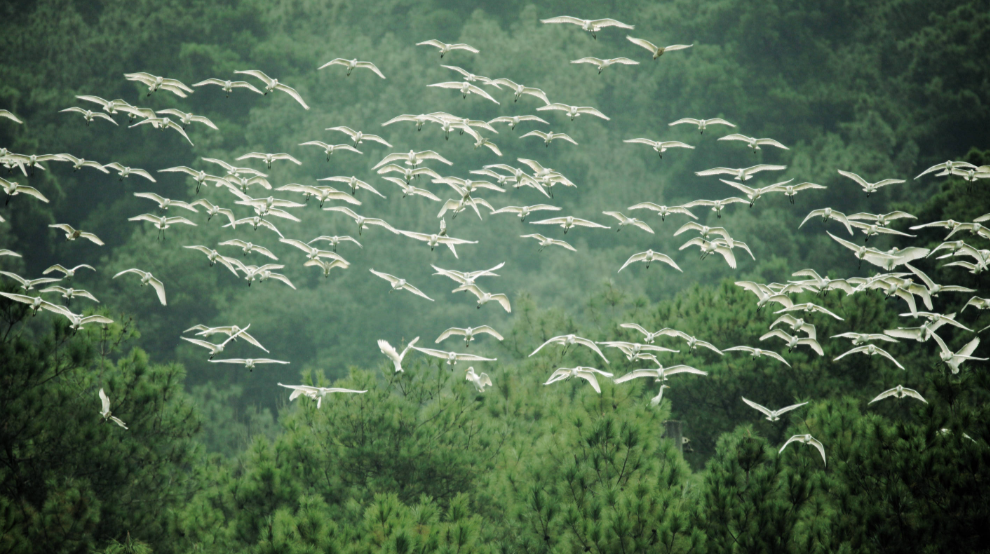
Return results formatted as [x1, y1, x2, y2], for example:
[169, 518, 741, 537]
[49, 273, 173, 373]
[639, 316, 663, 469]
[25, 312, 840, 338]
[770, 314, 817, 339]
[0, 292, 71, 316]
[298, 141, 362, 161]
[237, 152, 302, 169]
[194, 325, 268, 352]
[304, 258, 350, 278]
[42, 264, 95, 279]
[0, 109, 23, 124]
[234, 69, 308, 109]
[831, 332, 899, 346]
[40, 285, 99, 303]
[718, 134, 788, 152]
[602, 211, 655, 234]
[613, 365, 706, 384]
[370, 269, 433, 301]
[105, 162, 156, 182]
[413, 346, 496, 365]
[723, 346, 791, 366]
[618, 250, 682, 272]
[869, 385, 927, 405]
[930, 334, 984, 374]
[623, 138, 693, 158]
[627, 202, 697, 222]
[441, 65, 501, 88]
[55, 154, 109, 174]
[537, 103, 609, 121]
[1, 177, 49, 204]
[735, 281, 794, 312]
[158, 166, 225, 193]
[519, 130, 576, 148]
[530, 215, 609, 234]
[452, 283, 511, 312]
[777, 181, 830, 203]
[156, 108, 218, 130]
[776, 301, 844, 321]
[192, 78, 264, 97]
[416, 39, 479, 58]
[134, 192, 198, 213]
[0, 271, 61, 291]
[656, 329, 723, 354]
[378, 337, 420, 373]
[683, 197, 748, 218]
[834, 344, 904, 369]
[324, 206, 397, 235]
[276, 184, 360, 208]
[128, 214, 197, 240]
[571, 56, 638, 74]
[718, 178, 790, 207]
[183, 246, 240, 276]
[62, 312, 113, 331]
[210, 358, 289, 371]
[837, 169, 905, 197]
[488, 114, 548, 130]
[113, 268, 166, 306]
[124, 72, 193, 97]
[540, 16, 634, 39]
[618, 323, 667, 344]
[428, 81, 500, 104]
[742, 397, 808, 421]
[521, 233, 576, 252]
[597, 341, 678, 361]
[915, 160, 976, 180]
[60, 107, 118, 126]
[219, 239, 278, 260]
[318, 175, 385, 198]
[848, 221, 915, 242]
[326, 125, 392, 147]
[465, 367, 493, 392]
[318, 58, 386, 78]
[382, 113, 443, 132]
[373, 150, 452, 170]
[491, 78, 550, 104]
[760, 329, 824, 356]
[49, 223, 103, 245]
[491, 204, 561, 222]
[189, 199, 236, 225]
[98, 388, 128, 429]
[544, 367, 614, 394]
[668, 117, 735, 133]
[400, 229, 477, 258]
[129, 115, 198, 146]
[436, 326, 503, 347]
[799, 207, 855, 235]
[779, 434, 827, 466]
[437, 196, 495, 220]
[696, 164, 787, 181]
[181, 325, 252, 359]
[626, 36, 692, 59]
[828, 232, 899, 269]
[308, 235, 362, 253]
[678, 238, 737, 268]
[530, 334, 609, 364]
[279, 238, 345, 262]
[278, 383, 367, 409]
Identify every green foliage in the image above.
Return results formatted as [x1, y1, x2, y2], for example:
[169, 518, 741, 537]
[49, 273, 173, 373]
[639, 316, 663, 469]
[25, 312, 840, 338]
[0, 290, 200, 554]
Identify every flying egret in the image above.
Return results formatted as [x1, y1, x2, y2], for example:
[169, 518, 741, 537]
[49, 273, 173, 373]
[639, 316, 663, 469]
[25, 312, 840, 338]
[741, 397, 808, 421]
[99, 388, 128, 429]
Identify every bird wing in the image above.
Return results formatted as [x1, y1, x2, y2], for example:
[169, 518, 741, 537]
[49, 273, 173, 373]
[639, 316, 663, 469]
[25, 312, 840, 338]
[541, 16, 586, 25]
[274, 83, 309, 110]
[613, 369, 658, 384]
[796, 338, 824, 356]
[99, 388, 111, 415]
[575, 371, 602, 393]
[875, 347, 905, 370]
[147, 276, 167, 306]
[626, 36, 659, 52]
[741, 397, 774, 418]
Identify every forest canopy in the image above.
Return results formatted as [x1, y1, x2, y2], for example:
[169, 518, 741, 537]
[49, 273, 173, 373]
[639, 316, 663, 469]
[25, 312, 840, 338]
[1, 0, 989, 552]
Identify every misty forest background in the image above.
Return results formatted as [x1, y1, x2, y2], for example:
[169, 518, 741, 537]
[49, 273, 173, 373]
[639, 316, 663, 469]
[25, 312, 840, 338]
[1, 0, 989, 552]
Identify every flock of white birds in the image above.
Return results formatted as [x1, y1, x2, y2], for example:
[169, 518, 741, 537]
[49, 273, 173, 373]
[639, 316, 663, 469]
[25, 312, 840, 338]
[2, 14, 989, 465]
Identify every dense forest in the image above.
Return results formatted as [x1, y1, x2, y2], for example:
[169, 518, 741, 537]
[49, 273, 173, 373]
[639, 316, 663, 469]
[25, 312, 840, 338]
[1, 0, 989, 552]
